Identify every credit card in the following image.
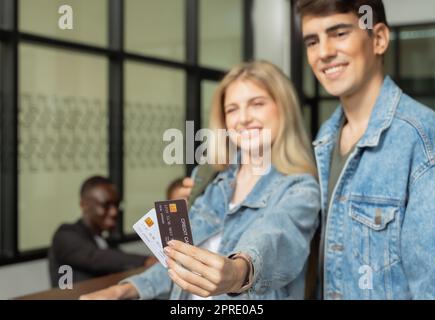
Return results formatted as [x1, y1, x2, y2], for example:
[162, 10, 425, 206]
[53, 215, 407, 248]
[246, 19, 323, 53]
[133, 208, 168, 268]
[154, 198, 194, 248]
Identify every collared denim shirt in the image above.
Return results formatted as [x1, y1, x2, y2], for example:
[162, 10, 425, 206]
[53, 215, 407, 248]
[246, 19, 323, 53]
[122, 164, 320, 300]
[314, 76, 435, 300]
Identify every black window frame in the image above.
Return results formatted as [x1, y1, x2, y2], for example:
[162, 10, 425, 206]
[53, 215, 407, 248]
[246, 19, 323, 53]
[0, 0, 253, 266]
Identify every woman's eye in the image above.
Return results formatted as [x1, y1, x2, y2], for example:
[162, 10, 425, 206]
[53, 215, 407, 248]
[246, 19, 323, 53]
[225, 108, 236, 114]
[253, 101, 265, 107]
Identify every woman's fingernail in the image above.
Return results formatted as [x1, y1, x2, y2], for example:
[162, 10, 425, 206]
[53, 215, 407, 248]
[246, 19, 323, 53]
[168, 240, 174, 246]
[164, 247, 171, 254]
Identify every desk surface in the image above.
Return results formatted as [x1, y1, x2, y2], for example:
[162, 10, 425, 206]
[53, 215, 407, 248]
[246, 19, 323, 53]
[14, 267, 146, 300]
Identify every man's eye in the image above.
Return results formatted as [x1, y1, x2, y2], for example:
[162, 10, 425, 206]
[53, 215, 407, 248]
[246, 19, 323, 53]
[336, 31, 349, 37]
[305, 41, 317, 48]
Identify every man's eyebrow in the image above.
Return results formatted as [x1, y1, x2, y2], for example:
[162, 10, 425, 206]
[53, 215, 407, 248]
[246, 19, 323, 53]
[303, 23, 354, 42]
[303, 34, 318, 43]
[325, 23, 354, 34]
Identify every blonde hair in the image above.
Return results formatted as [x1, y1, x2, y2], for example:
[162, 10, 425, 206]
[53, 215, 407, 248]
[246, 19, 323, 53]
[208, 60, 316, 177]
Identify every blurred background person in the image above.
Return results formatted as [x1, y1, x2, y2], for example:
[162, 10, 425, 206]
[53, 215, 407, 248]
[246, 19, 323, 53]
[166, 177, 187, 200]
[48, 176, 157, 287]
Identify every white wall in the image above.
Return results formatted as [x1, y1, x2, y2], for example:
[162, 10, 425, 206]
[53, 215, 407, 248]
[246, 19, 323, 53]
[0, 241, 148, 300]
[252, 0, 291, 75]
[383, 0, 435, 25]
[0, 259, 50, 300]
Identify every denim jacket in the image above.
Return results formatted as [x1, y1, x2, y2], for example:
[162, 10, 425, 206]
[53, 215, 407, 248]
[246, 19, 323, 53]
[123, 164, 320, 300]
[314, 76, 435, 300]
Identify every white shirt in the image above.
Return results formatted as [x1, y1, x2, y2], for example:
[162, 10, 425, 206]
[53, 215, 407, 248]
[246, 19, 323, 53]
[94, 235, 108, 250]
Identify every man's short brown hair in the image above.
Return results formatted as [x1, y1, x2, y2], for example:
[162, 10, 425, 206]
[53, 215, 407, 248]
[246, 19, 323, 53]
[296, 0, 389, 28]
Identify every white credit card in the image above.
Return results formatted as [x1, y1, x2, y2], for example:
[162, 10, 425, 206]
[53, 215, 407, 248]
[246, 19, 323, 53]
[133, 208, 167, 268]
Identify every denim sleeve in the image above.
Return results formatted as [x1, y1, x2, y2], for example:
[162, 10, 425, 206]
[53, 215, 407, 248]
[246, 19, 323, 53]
[119, 262, 172, 300]
[401, 163, 435, 299]
[230, 176, 320, 295]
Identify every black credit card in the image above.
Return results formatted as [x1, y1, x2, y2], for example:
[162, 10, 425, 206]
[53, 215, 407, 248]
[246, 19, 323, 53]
[154, 198, 194, 248]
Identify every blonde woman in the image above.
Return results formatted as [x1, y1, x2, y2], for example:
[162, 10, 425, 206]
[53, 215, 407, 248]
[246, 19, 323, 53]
[81, 61, 320, 300]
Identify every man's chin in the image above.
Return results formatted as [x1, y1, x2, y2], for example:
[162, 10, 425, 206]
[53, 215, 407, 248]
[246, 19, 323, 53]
[239, 142, 265, 154]
[104, 222, 117, 231]
[318, 75, 358, 98]
[319, 82, 349, 98]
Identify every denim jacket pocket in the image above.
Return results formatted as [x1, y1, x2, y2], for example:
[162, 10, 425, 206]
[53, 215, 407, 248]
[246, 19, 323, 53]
[349, 199, 400, 271]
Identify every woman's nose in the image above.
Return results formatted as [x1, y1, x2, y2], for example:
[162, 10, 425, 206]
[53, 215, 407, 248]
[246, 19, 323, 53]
[239, 107, 252, 124]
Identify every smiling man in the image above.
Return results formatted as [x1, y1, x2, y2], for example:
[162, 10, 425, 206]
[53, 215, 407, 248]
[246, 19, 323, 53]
[297, 0, 435, 299]
[49, 176, 156, 286]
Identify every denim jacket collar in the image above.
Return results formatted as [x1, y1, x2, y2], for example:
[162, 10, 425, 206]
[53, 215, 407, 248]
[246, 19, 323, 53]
[212, 160, 283, 213]
[313, 76, 402, 149]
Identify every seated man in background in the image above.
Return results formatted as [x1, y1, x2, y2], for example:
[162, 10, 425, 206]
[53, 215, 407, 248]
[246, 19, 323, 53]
[49, 176, 157, 287]
[166, 169, 216, 203]
[165, 177, 186, 201]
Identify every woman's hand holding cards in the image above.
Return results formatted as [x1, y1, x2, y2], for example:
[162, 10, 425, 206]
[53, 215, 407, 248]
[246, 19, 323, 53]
[164, 240, 249, 297]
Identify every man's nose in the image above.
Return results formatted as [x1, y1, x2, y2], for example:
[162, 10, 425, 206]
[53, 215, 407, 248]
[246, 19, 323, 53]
[108, 205, 118, 217]
[318, 39, 337, 61]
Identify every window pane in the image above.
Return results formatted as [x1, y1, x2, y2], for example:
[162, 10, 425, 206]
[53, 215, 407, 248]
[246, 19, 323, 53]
[400, 26, 435, 96]
[124, 62, 185, 234]
[303, 50, 315, 97]
[319, 99, 340, 125]
[201, 80, 219, 128]
[200, 0, 243, 70]
[302, 105, 312, 141]
[0, 42, 2, 254]
[20, 0, 107, 47]
[415, 97, 435, 111]
[125, 0, 184, 61]
[384, 30, 396, 78]
[19, 44, 108, 251]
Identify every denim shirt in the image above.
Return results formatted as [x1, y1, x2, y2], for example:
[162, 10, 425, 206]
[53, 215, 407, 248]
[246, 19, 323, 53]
[122, 164, 320, 300]
[313, 76, 435, 300]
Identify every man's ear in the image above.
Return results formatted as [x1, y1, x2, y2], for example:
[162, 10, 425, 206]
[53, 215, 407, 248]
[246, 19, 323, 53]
[80, 198, 87, 211]
[372, 23, 390, 56]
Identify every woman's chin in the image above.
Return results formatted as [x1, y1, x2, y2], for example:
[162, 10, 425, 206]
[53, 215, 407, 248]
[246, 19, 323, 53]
[239, 143, 267, 155]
